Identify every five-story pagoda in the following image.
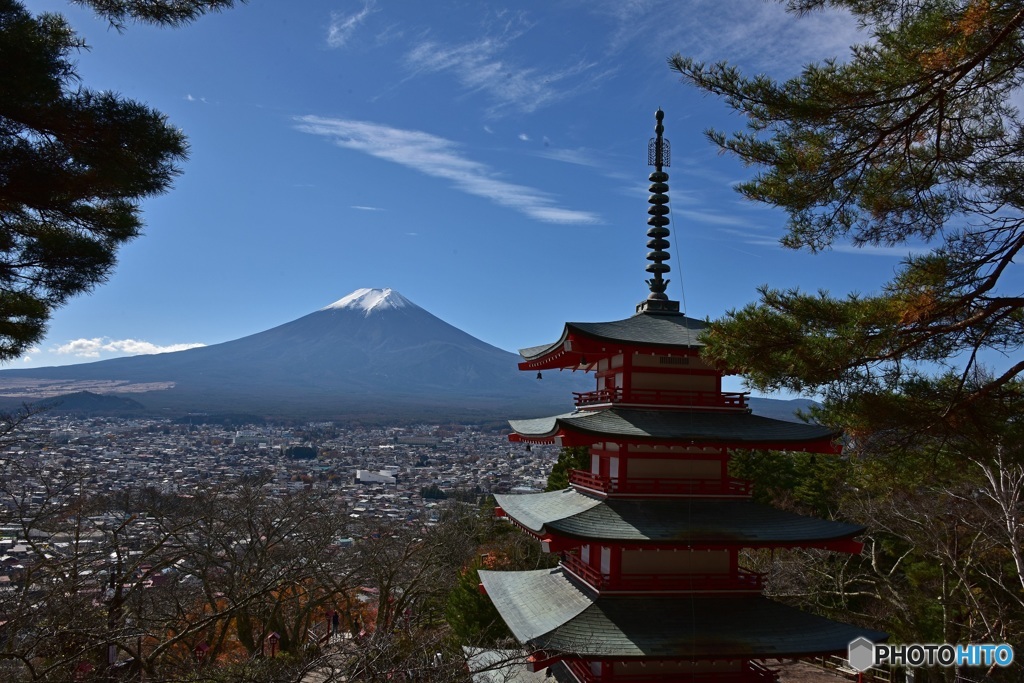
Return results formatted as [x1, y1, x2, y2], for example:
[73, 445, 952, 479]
[479, 110, 885, 683]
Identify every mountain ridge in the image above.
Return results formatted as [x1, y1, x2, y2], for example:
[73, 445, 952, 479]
[0, 289, 588, 420]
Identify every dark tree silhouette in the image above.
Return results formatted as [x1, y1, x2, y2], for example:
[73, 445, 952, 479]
[0, 0, 244, 361]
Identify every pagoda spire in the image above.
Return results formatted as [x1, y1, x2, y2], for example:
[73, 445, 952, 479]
[637, 108, 681, 315]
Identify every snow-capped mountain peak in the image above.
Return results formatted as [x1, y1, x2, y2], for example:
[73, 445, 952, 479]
[322, 288, 413, 315]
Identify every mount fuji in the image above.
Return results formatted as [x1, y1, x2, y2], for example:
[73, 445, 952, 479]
[0, 289, 587, 421]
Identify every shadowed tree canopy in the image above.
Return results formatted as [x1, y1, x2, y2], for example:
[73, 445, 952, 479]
[0, 0, 243, 362]
[69, 0, 240, 28]
[670, 1, 1024, 431]
[546, 446, 589, 491]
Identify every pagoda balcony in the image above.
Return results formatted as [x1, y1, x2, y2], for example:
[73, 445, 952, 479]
[573, 388, 748, 410]
[569, 470, 753, 498]
[560, 554, 765, 594]
[563, 658, 778, 682]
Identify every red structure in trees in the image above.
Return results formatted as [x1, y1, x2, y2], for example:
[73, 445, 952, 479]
[480, 110, 885, 683]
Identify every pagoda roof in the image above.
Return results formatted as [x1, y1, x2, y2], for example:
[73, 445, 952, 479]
[519, 312, 706, 362]
[479, 568, 886, 659]
[508, 408, 840, 453]
[493, 489, 864, 546]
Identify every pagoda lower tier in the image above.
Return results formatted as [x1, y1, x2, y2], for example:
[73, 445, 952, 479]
[492, 489, 865, 598]
[493, 489, 865, 554]
[480, 567, 887, 681]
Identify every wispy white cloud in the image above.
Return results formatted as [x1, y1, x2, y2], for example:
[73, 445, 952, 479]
[712, 241, 765, 258]
[294, 116, 600, 225]
[184, 94, 208, 103]
[373, 23, 403, 47]
[55, 338, 206, 359]
[327, 0, 376, 49]
[715, 228, 779, 245]
[689, 2, 864, 71]
[518, 133, 530, 142]
[674, 209, 759, 229]
[831, 243, 931, 257]
[535, 147, 603, 168]
[592, 0, 865, 76]
[352, 205, 385, 211]
[404, 32, 611, 114]
[712, 229, 932, 257]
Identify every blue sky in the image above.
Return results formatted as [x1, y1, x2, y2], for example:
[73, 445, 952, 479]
[16, 0, 916, 384]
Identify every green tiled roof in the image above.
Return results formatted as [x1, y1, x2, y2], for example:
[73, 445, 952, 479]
[495, 488, 603, 532]
[479, 568, 593, 642]
[493, 489, 864, 544]
[519, 342, 557, 359]
[520, 313, 707, 360]
[508, 412, 578, 436]
[508, 408, 839, 446]
[480, 568, 887, 659]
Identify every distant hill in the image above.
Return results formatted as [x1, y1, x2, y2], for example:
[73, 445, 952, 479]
[747, 397, 820, 423]
[40, 391, 146, 415]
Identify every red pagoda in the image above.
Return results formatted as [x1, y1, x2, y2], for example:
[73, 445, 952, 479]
[479, 110, 885, 682]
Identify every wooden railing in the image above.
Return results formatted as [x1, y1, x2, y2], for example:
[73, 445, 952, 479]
[573, 388, 748, 410]
[608, 568, 765, 593]
[815, 655, 891, 683]
[569, 470, 752, 497]
[563, 658, 778, 682]
[561, 553, 603, 587]
[616, 476, 752, 497]
[570, 469, 613, 493]
[560, 554, 765, 594]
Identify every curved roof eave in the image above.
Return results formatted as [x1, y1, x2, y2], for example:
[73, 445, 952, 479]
[493, 489, 865, 545]
[509, 409, 841, 454]
[481, 568, 887, 659]
[519, 313, 709, 365]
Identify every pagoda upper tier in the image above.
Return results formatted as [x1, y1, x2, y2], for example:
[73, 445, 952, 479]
[520, 311, 763, 415]
[519, 311, 705, 372]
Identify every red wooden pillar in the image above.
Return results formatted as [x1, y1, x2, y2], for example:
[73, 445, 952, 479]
[610, 546, 623, 589]
[621, 352, 633, 402]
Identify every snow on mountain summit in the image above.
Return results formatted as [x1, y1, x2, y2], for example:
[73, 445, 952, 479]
[322, 288, 413, 315]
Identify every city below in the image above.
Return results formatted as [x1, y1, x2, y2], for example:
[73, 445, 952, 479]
[0, 413, 557, 552]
